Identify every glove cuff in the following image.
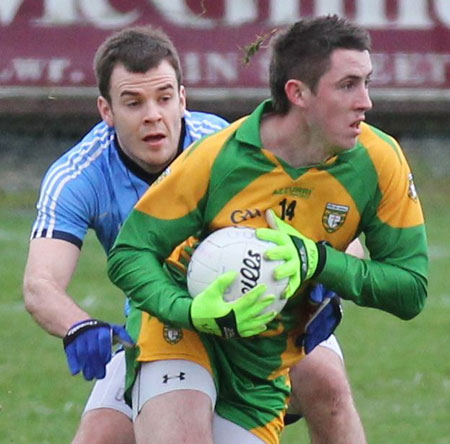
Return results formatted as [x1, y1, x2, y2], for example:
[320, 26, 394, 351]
[215, 311, 239, 339]
[311, 241, 327, 278]
[290, 235, 322, 280]
[190, 305, 238, 339]
[63, 319, 109, 349]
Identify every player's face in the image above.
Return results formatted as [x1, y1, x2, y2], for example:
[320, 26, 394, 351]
[305, 49, 373, 151]
[98, 60, 186, 174]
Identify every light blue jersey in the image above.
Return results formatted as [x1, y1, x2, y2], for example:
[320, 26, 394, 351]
[31, 111, 228, 253]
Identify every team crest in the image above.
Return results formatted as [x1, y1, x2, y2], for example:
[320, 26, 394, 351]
[407, 173, 418, 202]
[163, 324, 183, 344]
[322, 203, 349, 233]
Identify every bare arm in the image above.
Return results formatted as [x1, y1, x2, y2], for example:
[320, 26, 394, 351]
[23, 238, 90, 337]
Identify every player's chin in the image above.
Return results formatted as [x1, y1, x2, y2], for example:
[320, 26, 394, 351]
[335, 136, 358, 151]
[145, 152, 174, 171]
[347, 126, 362, 145]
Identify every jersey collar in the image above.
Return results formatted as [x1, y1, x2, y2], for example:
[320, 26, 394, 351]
[235, 99, 273, 148]
[234, 99, 364, 169]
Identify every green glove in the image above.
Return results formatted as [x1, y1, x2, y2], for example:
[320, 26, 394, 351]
[190, 271, 277, 339]
[256, 210, 325, 299]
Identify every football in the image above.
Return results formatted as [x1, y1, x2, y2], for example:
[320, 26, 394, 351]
[187, 226, 289, 314]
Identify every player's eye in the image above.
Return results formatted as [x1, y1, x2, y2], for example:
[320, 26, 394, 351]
[341, 81, 355, 90]
[160, 95, 172, 103]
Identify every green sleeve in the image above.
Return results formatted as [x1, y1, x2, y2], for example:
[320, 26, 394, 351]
[318, 225, 428, 320]
[107, 210, 200, 329]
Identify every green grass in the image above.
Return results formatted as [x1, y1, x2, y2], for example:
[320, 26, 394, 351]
[0, 194, 124, 444]
[1, 155, 449, 443]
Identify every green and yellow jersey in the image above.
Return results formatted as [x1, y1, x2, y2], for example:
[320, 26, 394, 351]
[107, 100, 428, 443]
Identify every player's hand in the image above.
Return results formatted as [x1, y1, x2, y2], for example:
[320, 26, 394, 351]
[63, 319, 134, 380]
[178, 237, 199, 269]
[256, 209, 324, 298]
[296, 284, 343, 353]
[190, 271, 277, 339]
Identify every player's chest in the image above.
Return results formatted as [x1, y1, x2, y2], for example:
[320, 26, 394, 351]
[96, 178, 149, 238]
[207, 166, 369, 250]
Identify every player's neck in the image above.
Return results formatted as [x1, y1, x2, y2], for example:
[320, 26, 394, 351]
[260, 111, 333, 168]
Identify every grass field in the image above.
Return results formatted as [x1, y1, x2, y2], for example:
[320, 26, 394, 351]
[0, 146, 449, 444]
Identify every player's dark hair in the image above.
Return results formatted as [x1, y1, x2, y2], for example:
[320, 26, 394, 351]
[269, 15, 371, 114]
[94, 25, 183, 103]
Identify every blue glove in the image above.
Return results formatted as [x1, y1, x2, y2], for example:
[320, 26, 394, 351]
[296, 284, 342, 354]
[63, 319, 134, 380]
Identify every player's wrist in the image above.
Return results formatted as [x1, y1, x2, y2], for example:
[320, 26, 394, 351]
[63, 318, 109, 348]
[312, 241, 327, 278]
[289, 236, 325, 280]
[189, 306, 221, 336]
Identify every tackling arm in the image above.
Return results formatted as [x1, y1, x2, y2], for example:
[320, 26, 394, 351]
[23, 237, 88, 337]
[23, 237, 133, 380]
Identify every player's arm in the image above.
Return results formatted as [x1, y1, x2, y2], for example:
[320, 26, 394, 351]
[258, 137, 428, 321]
[108, 215, 276, 339]
[23, 237, 87, 337]
[108, 135, 276, 338]
[257, 209, 427, 320]
[321, 142, 428, 319]
[23, 237, 133, 380]
[108, 139, 219, 328]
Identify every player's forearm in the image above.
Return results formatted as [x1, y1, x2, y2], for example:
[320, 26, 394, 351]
[108, 206, 198, 328]
[23, 276, 89, 337]
[108, 246, 193, 329]
[318, 247, 427, 320]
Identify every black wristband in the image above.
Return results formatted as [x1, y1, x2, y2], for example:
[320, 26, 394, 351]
[215, 311, 239, 339]
[63, 319, 109, 349]
[312, 241, 327, 278]
[189, 308, 238, 339]
[289, 236, 325, 280]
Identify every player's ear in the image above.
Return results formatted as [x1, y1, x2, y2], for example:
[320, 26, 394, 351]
[285, 79, 311, 109]
[179, 85, 187, 113]
[97, 96, 114, 127]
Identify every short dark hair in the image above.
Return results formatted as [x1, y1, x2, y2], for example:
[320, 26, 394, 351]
[269, 15, 371, 114]
[94, 25, 183, 103]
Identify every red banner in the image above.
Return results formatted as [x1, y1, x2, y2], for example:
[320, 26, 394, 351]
[1, 0, 449, 93]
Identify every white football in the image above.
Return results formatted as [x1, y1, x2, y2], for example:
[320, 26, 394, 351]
[187, 226, 288, 314]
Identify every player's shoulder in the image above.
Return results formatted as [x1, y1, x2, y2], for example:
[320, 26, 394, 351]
[184, 109, 229, 140]
[358, 122, 405, 165]
[187, 116, 246, 151]
[185, 109, 229, 128]
[47, 121, 114, 173]
[176, 117, 248, 179]
[41, 121, 116, 193]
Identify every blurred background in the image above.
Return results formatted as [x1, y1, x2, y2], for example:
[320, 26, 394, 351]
[1, 0, 449, 191]
[1, 1, 449, 443]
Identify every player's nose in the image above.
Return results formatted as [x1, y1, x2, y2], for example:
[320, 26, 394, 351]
[357, 86, 372, 112]
[143, 102, 162, 122]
